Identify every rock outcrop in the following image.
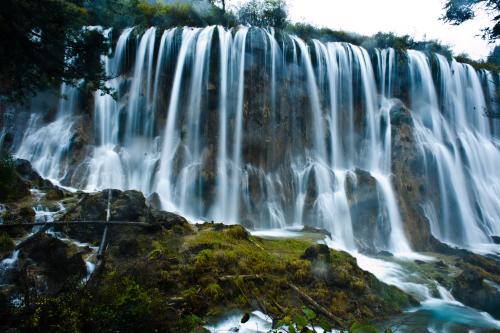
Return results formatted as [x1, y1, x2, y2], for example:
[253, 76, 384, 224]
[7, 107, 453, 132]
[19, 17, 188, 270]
[345, 169, 390, 252]
[390, 102, 433, 250]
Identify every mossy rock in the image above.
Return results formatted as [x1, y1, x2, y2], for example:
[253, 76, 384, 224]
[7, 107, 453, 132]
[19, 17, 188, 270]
[0, 232, 15, 258]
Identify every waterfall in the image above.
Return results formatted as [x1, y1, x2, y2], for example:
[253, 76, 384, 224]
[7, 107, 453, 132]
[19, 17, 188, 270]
[226, 27, 249, 224]
[212, 26, 233, 222]
[156, 27, 203, 211]
[11, 26, 500, 254]
[408, 50, 498, 247]
[16, 83, 79, 184]
[87, 27, 134, 191]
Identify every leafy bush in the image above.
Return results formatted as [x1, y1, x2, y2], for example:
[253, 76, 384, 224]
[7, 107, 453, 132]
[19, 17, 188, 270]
[84, 0, 237, 30]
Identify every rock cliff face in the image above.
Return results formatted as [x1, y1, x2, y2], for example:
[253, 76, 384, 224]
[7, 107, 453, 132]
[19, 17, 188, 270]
[389, 102, 432, 250]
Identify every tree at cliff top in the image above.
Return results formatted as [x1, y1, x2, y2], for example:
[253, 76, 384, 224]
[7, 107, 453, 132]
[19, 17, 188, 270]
[0, 0, 109, 103]
[237, 0, 288, 29]
[442, 0, 499, 41]
[488, 45, 500, 65]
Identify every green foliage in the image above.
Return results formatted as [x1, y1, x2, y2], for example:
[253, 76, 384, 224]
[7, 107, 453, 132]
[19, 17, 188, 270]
[0, 0, 110, 102]
[0, 154, 15, 194]
[487, 45, 500, 65]
[350, 321, 380, 333]
[84, 0, 237, 30]
[0, 154, 29, 203]
[22, 275, 173, 332]
[238, 0, 289, 28]
[455, 53, 500, 72]
[203, 283, 224, 300]
[441, 0, 499, 41]
[1, 223, 416, 332]
[273, 308, 323, 333]
[286, 23, 455, 60]
[177, 314, 204, 331]
[0, 232, 15, 253]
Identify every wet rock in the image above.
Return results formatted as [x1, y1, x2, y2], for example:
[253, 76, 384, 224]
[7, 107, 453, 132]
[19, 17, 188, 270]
[110, 190, 148, 221]
[435, 260, 447, 268]
[149, 209, 190, 231]
[377, 250, 393, 257]
[59, 189, 190, 242]
[14, 159, 54, 191]
[64, 115, 93, 187]
[11, 159, 67, 202]
[45, 187, 65, 200]
[241, 312, 250, 323]
[301, 226, 332, 239]
[452, 263, 500, 318]
[301, 244, 331, 262]
[21, 234, 86, 294]
[345, 168, 390, 252]
[491, 236, 500, 244]
[146, 192, 162, 210]
[18, 205, 35, 222]
[448, 252, 500, 318]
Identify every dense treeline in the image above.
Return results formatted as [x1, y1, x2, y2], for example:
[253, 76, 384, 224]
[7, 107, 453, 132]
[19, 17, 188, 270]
[0, 0, 498, 104]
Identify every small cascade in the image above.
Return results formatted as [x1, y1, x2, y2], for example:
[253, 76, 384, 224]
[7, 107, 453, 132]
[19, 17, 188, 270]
[16, 83, 79, 184]
[0, 250, 20, 285]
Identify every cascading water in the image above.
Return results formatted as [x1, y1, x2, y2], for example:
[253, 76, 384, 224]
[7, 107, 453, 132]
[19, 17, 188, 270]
[16, 83, 79, 185]
[9, 26, 499, 255]
[408, 50, 500, 249]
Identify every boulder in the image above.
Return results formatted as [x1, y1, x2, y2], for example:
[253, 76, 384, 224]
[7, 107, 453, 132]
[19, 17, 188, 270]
[146, 192, 162, 210]
[149, 209, 190, 232]
[14, 159, 54, 191]
[452, 263, 500, 319]
[60, 189, 190, 242]
[20, 234, 87, 294]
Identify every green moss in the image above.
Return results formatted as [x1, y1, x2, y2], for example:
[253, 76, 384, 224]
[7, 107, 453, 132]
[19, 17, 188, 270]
[203, 283, 224, 300]
[3, 222, 417, 332]
[0, 232, 14, 254]
[176, 314, 204, 332]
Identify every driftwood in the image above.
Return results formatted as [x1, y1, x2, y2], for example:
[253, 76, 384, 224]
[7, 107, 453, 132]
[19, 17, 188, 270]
[288, 283, 346, 328]
[218, 274, 263, 281]
[14, 224, 52, 250]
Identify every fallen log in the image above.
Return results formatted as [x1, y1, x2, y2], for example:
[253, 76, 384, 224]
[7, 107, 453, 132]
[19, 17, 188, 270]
[218, 274, 263, 281]
[14, 224, 52, 250]
[288, 283, 346, 329]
